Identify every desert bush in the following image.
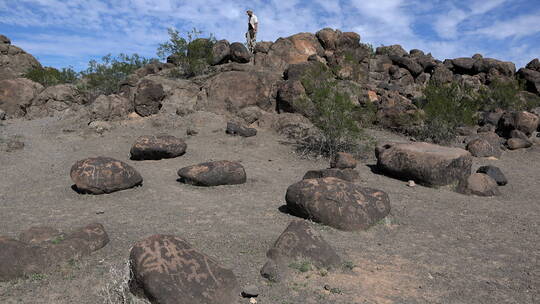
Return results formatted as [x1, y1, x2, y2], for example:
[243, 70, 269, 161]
[359, 42, 375, 58]
[157, 28, 216, 78]
[478, 78, 540, 111]
[412, 81, 479, 144]
[296, 63, 366, 157]
[78, 53, 153, 101]
[23, 66, 78, 87]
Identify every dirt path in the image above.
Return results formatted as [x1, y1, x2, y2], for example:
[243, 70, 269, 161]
[1, 115, 539, 304]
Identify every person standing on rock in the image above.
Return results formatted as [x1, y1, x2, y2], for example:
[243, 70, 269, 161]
[246, 10, 258, 52]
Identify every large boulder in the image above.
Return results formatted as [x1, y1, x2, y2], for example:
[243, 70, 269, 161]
[459, 173, 500, 197]
[0, 38, 42, 80]
[316, 28, 339, 51]
[130, 135, 187, 160]
[0, 34, 10, 44]
[0, 78, 43, 118]
[0, 223, 108, 282]
[390, 55, 423, 77]
[526, 58, 540, 72]
[90, 94, 133, 121]
[177, 160, 246, 186]
[466, 138, 501, 158]
[212, 40, 231, 65]
[253, 53, 288, 74]
[517, 68, 540, 94]
[507, 138, 532, 150]
[285, 177, 390, 231]
[497, 111, 540, 137]
[134, 79, 165, 117]
[25, 84, 87, 119]
[129, 235, 240, 304]
[70, 157, 143, 194]
[260, 220, 342, 282]
[376, 142, 473, 187]
[431, 65, 454, 83]
[229, 42, 251, 63]
[203, 69, 281, 113]
[268, 33, 324, 65]
[473, 58, 515, 77]
[276, 79, 310, 115]
[376, 45, 407, 57]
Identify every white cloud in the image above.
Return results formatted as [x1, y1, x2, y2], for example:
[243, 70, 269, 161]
[473, 13, 540, 39]
[0, 0, 537, 69]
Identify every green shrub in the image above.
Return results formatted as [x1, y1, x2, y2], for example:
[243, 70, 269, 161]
[413, 81, 480, 144]
[478, 78, 540, 111]
[79, 53, 152, 101]
[359, 42, 375, 58]
[296, 63, 364, 157]
[23, 66, 78, 87]
[157, 28, 216, 77]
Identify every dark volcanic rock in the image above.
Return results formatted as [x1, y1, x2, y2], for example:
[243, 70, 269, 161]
[134, 79, 165, 117]
[302, 168, 360, 183]
[225, 121, 257, 137]
[129, 234, 240, 304]
[466, 138, 501, 158]
[0, 223, 109, 282]
[376, 142, 472, 187]
[285, 177, 390, 231]
[70, 157, 143, 194]
[477, 166, 507, 186]
[261, 220, 342, 282]
[178, 160, 246, 186]
[212, 40, 231, 65]
[330, 152, 357, 169]
[130, 135, 187, 160]
[230, 42, 251, 63]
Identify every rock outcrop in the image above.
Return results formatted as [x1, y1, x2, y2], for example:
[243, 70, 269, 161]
[0, 36, 41, 81]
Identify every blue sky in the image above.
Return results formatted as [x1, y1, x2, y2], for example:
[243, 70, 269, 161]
[0, 0, 539, 71]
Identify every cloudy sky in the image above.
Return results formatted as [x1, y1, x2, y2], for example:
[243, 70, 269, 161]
[0, 0, 539, 71]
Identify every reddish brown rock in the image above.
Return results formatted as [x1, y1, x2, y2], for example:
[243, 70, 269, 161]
[376, 142, 472, 187]
[330, 152, 357, 169]
[268, 33, 324, 65]
[285, 177, 390, 231]
[90, 94, 133, 121]
[129, 234, 240, 304]
[130, 135, 187, 160]
[178, 160, 246, 186]
[460, 173, 500, 197]
[0, 78, 44, 118]
[70, 157, 143, 194]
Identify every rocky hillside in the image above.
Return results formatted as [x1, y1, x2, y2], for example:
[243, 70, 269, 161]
[1, 29, 539, 133]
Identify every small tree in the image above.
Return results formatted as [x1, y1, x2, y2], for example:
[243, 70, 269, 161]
[79, 53, 152, 100]
[478, 78, 540, 111]
[413, 80, 480, 144]
[296, 63, 364, 157]
[23, 66, 78, 87]
[157, 28, 216, 77]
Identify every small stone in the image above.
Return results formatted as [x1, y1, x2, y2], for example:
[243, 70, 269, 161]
[241, 285, 259, 298]
[507, 138, 532, 150]
[249, 298, 257, 304]
[186, 128, 198, 136]
[0, 109, 6, 120]
[477, 166, 507, 186]
[407, 180, 416, 187]
[226, 121, 257, 137]
[96, 210, 105, 215]
[88, 121, 112, 134]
